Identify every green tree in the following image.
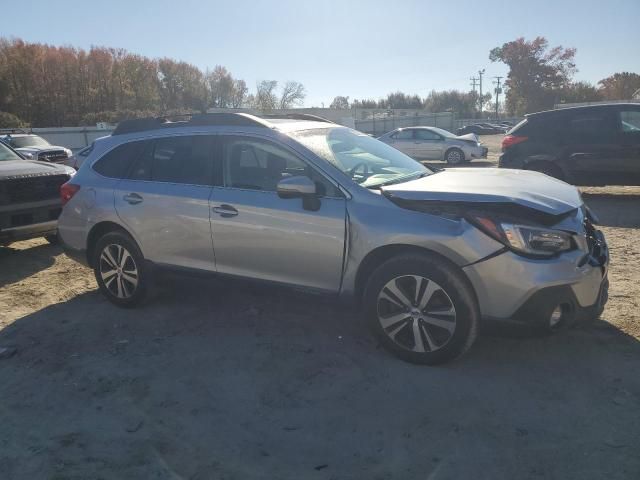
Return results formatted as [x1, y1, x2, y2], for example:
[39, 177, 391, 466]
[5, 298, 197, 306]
[490, 37, 577, 115]
[598, 72, 640, 100]
[556, 81, 602, 105]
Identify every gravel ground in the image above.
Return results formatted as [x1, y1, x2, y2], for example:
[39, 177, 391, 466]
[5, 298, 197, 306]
[0, 136, 639, 479]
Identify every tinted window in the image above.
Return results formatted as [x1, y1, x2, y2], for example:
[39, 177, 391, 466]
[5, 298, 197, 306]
[392, 130, 413, 140]
[568, 111, 615, 143]
[93, 141, 147, 178]
[222, 136, 341, 197]
[128, 135, 215, 186]
[620, 110, 640, 133]
[0, 141, 22, 161]
[415, 129, 441, 141]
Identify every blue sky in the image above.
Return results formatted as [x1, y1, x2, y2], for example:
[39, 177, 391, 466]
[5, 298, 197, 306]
[5, 0, 640, 106]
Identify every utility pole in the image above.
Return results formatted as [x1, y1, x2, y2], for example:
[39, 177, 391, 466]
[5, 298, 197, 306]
[478, 69, 485, 118]
[493, 76, 503, 120]
[470, 76, 479, 117]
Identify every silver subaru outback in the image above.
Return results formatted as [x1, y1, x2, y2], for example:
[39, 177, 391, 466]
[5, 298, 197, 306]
[57, 113, 609, 365]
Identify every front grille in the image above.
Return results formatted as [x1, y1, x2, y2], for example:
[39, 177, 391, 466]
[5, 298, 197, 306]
[0, 174, 70, 205]
[38, 150, 68, 163]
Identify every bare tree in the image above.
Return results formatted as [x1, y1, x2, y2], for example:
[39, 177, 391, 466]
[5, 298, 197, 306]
[279, 81, 306, 109]
[329, 96, 350, 109]
[255, 80, 279, 111]
[231, 79, 248, 108]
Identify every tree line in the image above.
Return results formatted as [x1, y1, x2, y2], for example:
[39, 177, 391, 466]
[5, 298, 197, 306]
[0, 38, 306, 127]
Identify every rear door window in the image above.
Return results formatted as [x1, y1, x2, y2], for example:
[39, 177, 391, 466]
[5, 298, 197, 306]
[128, 135, 216, 186]
[620, 109, 640, 133]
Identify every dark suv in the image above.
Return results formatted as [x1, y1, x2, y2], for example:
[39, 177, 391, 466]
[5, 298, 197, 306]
[499, 103, 640, 185]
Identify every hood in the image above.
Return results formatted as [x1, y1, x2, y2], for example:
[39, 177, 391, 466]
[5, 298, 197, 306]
[454, 133, 479, 142]
[15, 146, 66, 154]
[0, 159, 74, 178]
[381, 168, 582, 215]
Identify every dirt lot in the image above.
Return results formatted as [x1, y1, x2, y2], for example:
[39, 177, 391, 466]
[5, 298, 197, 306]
[1, 136, 639, 479]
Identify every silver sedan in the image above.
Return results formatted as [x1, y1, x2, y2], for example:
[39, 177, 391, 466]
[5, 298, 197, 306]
[378, 126, 488, 164]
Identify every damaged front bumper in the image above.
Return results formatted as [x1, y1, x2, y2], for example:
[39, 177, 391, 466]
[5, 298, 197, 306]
[463, 227, 609, 328]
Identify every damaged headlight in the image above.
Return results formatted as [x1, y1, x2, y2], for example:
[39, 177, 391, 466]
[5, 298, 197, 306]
[470, 216, 574, 257]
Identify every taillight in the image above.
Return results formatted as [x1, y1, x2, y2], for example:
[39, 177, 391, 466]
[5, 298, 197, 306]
[60, 182, 80, 206]
[501, 134, 528, 151]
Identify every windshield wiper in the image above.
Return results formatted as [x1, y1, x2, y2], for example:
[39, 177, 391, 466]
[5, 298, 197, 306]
[367, 171, 432, 189]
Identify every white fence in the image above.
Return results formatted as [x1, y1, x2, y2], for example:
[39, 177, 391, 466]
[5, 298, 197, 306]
[30, 127, 113, 152]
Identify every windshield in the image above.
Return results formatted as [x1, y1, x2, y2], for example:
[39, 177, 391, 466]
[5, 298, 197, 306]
[292, 127, 431, 188]
[0, 141, 23, 161]
[9, 135, 51, 148]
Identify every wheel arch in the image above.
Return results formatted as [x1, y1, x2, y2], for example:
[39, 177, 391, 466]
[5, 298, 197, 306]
[86, 221, 136, 268]
[354, 244, 478, 307]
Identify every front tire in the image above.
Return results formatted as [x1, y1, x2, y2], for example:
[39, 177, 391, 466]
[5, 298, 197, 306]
[93, 231, 148, 308]
[363, 254, 479, 365]
[445, 148, 465, 165]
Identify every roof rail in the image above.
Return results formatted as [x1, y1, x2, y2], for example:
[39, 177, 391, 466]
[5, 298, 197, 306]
[0, 128, 29, 135]
[112, 113, 270, 136]
[262, 113, 335, 124]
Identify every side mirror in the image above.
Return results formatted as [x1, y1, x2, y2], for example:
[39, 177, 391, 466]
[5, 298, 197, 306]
[277, 175, 316, 198]
[277, 175, 320, 211]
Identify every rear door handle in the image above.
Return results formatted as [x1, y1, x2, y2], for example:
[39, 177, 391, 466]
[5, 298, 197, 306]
[123, 193, 143, 205]
[212, 204, 238, 217]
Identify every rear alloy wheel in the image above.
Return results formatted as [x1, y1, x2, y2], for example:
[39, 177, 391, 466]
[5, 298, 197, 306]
[364, 254, 479, 364]
[445, 148, 465, 165]
[93, 231, 148, 307]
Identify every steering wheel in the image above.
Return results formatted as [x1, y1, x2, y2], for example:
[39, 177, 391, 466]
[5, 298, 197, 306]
[348, 162, 370, 182]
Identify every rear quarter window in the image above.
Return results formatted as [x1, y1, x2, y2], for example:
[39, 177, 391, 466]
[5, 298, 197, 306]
[92, 141, 147, 178]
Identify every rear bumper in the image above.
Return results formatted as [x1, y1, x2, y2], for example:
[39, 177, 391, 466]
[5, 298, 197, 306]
[60, 237, 89, 267]
[0, 219, 58, 245]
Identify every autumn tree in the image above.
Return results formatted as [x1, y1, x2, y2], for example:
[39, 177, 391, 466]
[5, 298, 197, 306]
[556, 81, 602, 104]
[598, 72, 640, 100]
[490, 37, 577, 115]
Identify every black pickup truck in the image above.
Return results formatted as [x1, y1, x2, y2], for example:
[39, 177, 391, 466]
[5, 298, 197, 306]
[0, 139, 75, 245]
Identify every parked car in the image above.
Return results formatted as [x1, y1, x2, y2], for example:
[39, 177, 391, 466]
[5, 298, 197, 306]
[378, 127, 487, 164]
[499, 103, 640, 185]
[0, 137, 75, 245]
[58, 113, 609, 365]
[456, 124, 503, 136]
[1, 129, 72, 164]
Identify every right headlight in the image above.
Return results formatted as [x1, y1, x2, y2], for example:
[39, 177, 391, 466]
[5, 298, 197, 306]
[469, 216, 574, 257]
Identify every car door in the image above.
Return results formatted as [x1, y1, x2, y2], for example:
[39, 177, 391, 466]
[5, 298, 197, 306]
[563, 109, 620, 185]
[413, 129, 445, 159]
[385, 129, 416, 157]
[615, 107, 640, 185]
[113, 135, 217, 271]
[209, 135, 346, 291]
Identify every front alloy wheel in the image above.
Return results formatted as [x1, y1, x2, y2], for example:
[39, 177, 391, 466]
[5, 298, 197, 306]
[364, 254, 479, 364]
[377, 275, 457, 353]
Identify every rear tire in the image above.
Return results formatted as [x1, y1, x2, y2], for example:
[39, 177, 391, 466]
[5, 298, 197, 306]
[445, 148, 465, 165]
[92, 231, 148, 308]
[44, 233, 59, 244]
[363, 254, 479, 365]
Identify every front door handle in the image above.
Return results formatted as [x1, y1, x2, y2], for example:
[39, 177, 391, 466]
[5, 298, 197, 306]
[212, 204, 238, 217]
[123, 193, 143, 205]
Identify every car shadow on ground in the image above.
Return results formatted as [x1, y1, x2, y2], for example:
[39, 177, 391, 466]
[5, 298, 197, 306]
[582, 192, 640, 228]
[0, 243, 59, 287]
[1, 277, 639, 479]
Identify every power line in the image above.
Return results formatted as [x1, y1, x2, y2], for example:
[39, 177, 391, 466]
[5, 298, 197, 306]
[493, 76, 503, 120]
